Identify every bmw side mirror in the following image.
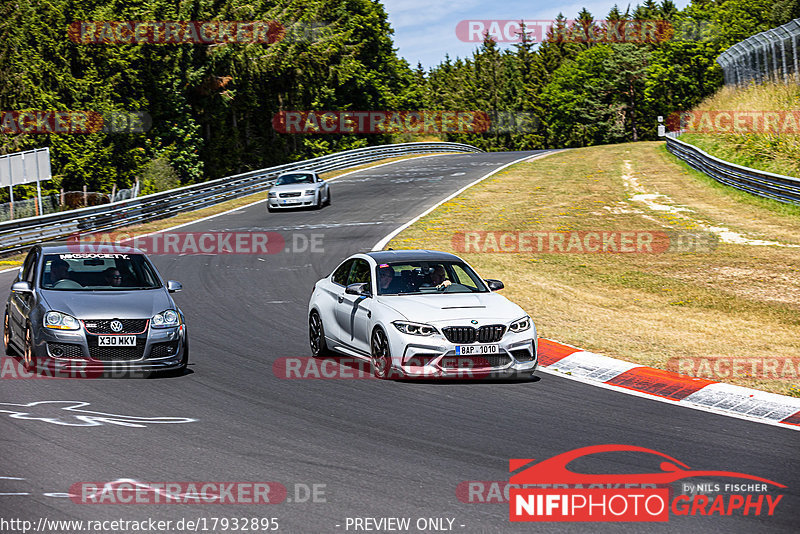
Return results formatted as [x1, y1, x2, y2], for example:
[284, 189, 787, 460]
[485, 279, 504, 291]
[167, 280, 183, 293]
[345, 283, 371, 297]
[11, 281, 33, 293]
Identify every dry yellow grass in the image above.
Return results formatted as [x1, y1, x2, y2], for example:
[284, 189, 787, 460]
[388, 142, 800, 396]
[681, 81, 800, 177]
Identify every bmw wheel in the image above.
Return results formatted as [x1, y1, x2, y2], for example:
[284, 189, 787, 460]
[371, 328, 393, 379]
[309, 311, 333, 358]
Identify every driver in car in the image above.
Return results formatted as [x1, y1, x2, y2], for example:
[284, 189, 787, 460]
[378, 265, 407, 294]
[47, 258, 71, 286]
[422, 265, 451, 290]
[102, 267, 123, 287]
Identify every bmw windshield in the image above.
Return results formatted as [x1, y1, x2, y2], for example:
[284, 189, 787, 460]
[375, 261, 489, 295]
[40, 253, 162, 291]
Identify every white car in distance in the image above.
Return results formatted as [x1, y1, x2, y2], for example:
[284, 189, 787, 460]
[267, 170, 330, 211]
[308, 250, 538, 379]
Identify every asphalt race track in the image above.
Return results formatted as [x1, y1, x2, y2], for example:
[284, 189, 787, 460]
[1, 151, 798, 533]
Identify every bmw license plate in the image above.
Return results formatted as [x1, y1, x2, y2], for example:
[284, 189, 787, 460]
[456, 344, 498, 355]
[98, 336, 136, 347]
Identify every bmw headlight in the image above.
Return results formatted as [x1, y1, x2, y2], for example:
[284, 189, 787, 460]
[393, 321, 438, 336]
[509, 316, 531, 333]
[44, 311, 80, 330]
[151, 309, 180, 328]
[304, 189, 315, 196]
[268, 191, 277, 198]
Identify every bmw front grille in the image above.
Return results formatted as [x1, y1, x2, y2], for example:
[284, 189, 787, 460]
[442, 325, 506, 344]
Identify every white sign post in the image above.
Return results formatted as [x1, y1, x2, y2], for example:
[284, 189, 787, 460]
[0, 147, 52, 219]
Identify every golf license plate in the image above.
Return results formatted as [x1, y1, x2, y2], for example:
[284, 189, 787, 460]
[98, 336, 136, 347]
[455, 344, 499, 355]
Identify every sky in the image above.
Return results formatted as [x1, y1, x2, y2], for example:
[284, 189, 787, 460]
[382, 0, 692, 70]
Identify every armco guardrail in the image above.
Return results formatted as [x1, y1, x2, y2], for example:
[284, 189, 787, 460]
[665, 133, 800, 204]
[0, 142, 481, 254]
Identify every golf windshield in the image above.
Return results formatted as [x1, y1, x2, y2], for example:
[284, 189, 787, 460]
[375, 261, 488, 295]
[41, 253, 162, 290]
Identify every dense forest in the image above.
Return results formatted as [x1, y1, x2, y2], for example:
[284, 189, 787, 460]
[0, 0, 798, 201]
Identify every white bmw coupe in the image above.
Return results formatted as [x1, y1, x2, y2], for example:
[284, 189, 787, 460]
[308, 250, 538, 379]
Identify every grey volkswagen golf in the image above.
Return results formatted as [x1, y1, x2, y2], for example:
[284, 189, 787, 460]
[3, 243, 188, 376]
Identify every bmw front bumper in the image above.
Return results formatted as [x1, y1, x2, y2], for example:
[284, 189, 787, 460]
[383, 326, 538, 379]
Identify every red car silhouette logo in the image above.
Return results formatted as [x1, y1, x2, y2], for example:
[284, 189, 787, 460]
[510, 444, 785, 487]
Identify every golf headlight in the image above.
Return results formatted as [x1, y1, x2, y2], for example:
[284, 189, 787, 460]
[393, 321, 438, 336]
[44, 311, 80, 330]
[151, 310, 180, 328]
[509, 316, 531, 332]
[268, 191, 277, 198]
[304, 189, 315, 195]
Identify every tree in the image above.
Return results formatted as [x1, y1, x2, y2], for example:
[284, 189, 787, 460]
[644, 41, 723, 125]
[541, 44, 652, 147]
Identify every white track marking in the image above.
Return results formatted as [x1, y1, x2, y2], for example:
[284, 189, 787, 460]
[0, 401, 196, 427]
